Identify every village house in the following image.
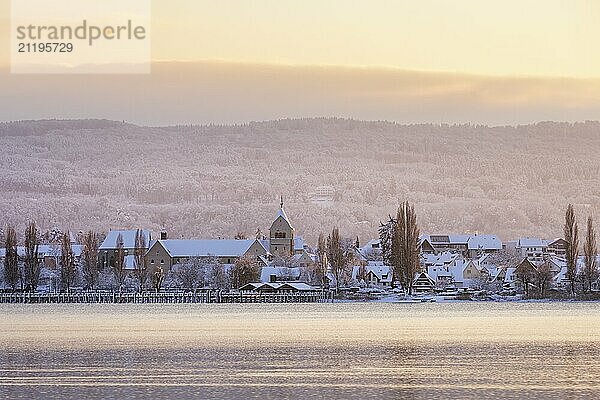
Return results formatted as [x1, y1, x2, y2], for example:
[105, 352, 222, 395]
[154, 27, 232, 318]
[412, 272, 436, 293]
[514, 238, 547, 262]
[546, 238, 568, 258]
[145, 238, 269, 273]
[0, 244, 83, 270]
[422, 252, 466, 289]
[420, 234, 502, 258]
[99, 229, 152, 270]
[351, 261, 392, 287]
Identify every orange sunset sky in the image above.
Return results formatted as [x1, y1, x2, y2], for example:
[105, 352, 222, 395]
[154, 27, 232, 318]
[1, 0, 600, 125]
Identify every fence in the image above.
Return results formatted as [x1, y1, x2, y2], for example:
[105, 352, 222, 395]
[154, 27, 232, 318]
[0, 290, 334, 304]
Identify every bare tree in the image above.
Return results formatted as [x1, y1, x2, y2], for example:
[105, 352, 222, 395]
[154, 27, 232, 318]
[564, 204, 579, 296]
[82, 231, 99, 290]
[175, 258, 200, 290]
[234, 231, 247, 240]
[536, 259, 553, 298]
[356, 262, 368, 286]
[112, 233, 126, 290]
[391, 201, 421, 295]
[327, 227, 352, 292]
[230, 255, 259, 289]
[378, 216, 395, 266]
[24, 221, 41, 292]
[314, 233, 328, 288]
[515, 258, 537, 298]
[4, 225, 19, 291]
[60, 232, 76, 291]
[582, 216, 598, 293]
[133, 229, 147, 292]
[210, 261, 229, 290]
[151, 266, 164, 292]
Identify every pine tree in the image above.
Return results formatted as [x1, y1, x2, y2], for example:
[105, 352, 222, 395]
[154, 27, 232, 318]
[564, 204, 579, 296]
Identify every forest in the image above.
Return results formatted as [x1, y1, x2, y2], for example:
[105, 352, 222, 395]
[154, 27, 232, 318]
[0, 118, 598, 244]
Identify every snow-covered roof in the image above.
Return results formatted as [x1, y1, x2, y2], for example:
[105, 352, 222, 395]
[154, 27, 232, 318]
[360, 239, 381, 252]
[517, 237, 547, 247]
[0, 244, 83, 258]
[272, 206, 293, 229]
[260, 266, 302, 282]
[421, 234, 471, 245]
[352, 261, 392, 283]
[239, 281, 315, 291]
[421, 251, 460, 266]
[504, 267, 517, 282]
[467, 235, 502, 250]
[294, 237, 304, 251]
[156, 239, 264, 258]
[99, 229, 151, 250]
[553, 266, 568, 283]
[547, 238, 566, 247]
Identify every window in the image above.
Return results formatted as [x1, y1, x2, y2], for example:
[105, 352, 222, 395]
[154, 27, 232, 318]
[274, 232, 286, 239]
[160, 259, 164, 264]
[150, 259, 155, 264]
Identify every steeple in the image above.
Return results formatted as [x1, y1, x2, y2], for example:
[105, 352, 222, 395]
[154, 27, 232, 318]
[269, 197, 295, 256]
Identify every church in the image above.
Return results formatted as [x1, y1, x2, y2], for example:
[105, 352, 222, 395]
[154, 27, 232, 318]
[266, 197, 298, 257]
[134, 198, 310, 274]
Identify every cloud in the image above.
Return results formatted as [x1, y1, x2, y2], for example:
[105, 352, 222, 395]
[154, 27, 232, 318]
[1, 60, 600, 125]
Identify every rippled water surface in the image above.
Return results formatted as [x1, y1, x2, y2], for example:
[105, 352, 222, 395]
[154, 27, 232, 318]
[0, 302, 599, 399]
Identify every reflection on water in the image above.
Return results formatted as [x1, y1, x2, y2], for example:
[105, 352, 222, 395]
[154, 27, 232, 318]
[0, 303, 599, 399]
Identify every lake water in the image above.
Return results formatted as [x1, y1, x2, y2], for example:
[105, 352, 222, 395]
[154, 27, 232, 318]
[0, 302, 599, 399]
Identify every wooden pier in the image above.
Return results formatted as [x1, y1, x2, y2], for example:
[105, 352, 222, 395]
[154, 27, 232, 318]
[0, 290, 334, 304]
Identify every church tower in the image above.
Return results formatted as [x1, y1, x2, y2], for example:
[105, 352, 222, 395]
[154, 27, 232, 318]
[269, 196, 294, 257]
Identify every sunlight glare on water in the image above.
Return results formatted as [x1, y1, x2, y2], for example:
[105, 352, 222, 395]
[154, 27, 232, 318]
[0, 302, 599, 399]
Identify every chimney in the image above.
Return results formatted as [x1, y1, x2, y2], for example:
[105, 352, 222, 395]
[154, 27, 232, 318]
[160, 231, 167, 240]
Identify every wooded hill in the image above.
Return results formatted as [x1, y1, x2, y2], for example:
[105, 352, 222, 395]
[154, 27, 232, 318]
[1, 118, 598, 243]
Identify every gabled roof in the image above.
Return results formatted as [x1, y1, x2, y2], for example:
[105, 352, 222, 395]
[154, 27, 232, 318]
[239, 281, 315, 291]
[271, 206, 293, 230]
[155, 239, 265, 258]
[352, 261, 392, 283]
[547, 238, 567, 247]
[100, 229, 151, 250]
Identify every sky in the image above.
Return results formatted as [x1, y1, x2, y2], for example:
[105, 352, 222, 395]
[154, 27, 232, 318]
[1, 0, 600, 125]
